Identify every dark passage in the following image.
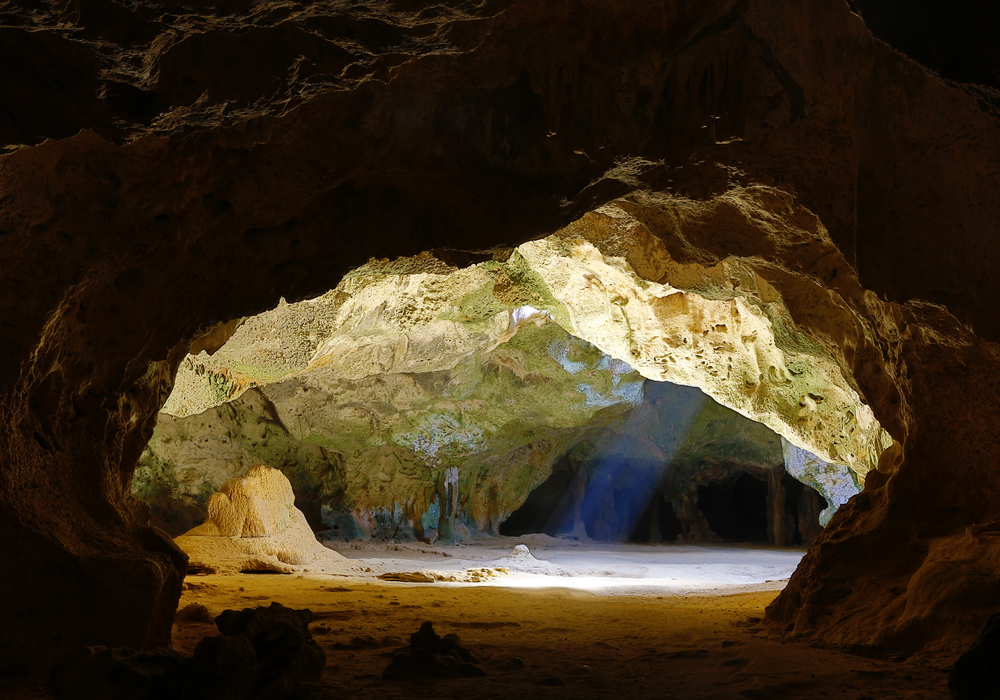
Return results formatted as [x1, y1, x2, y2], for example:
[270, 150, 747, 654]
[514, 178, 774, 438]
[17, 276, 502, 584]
[696, 472, 770, 543]
[501, 457, 826, 545]
[500, 457, 685, 543]
[499, 458, 576, 537]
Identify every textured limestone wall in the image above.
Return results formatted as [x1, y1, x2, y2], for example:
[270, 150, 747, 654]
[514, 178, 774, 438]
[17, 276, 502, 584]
[144, 235, 861, 545]
[166, 224, 888, 480]
[3, 0, 1000, 677]
[141, 319, 648, 540]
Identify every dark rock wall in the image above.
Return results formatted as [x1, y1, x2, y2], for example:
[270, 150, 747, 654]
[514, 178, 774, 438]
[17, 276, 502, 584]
[2, 0, 1000, 676]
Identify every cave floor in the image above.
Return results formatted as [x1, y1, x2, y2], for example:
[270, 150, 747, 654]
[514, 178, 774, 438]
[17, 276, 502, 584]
[169, 538, 951, 699]
[323, 535, 808, 595]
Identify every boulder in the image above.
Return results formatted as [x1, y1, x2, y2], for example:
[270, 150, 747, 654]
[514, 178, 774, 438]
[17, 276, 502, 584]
[383, 622, 485, 680]
[207, 465, 295, 538]
[174, 466, 352, 575]
[215, 602, 326, 700]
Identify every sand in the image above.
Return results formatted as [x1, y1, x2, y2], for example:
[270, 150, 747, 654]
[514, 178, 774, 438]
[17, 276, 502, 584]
[0, 539, 952, 698]
[168, 539, 951, 699]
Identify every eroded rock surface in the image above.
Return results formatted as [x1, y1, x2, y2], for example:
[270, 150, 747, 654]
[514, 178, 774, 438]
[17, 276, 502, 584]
[139, 224, 862, 546]
[206, 464, 295, 538]
[174, 466, 351, 574]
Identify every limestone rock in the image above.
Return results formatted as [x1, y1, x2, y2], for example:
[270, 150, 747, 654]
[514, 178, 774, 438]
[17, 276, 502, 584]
[206, 465, 295, 538]
[781, 438, 859, 527]
[133, 388, 344, 536]
[4, 0, 1000, 676]
[174, 466, 351, 574]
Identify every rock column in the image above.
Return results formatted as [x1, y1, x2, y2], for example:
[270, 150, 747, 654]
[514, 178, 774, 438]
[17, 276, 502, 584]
[436, 467, 460, 542]
[767, 467, 789, 547]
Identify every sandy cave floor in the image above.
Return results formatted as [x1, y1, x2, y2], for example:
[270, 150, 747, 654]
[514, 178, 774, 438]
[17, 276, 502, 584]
[169, 537, 952, 699]
[1, 538, 954, 699]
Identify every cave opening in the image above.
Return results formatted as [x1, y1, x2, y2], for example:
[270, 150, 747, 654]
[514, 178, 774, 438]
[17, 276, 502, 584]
[137, 237, 880, 554]
[696, 471, 769, 543]
[498, 456, 577, 537]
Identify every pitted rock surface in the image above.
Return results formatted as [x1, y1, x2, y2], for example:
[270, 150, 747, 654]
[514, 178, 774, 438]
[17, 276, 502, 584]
[207, 464, 295, 538]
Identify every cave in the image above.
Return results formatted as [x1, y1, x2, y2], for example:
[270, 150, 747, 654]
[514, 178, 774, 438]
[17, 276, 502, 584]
[4, 0, 1000, 698]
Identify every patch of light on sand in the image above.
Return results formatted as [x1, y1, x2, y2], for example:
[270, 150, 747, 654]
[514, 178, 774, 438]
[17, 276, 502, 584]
[322, 543, 807, 596]
[489, 573, 747, 592]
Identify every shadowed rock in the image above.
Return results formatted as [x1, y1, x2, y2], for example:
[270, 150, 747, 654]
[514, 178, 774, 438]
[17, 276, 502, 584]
[215, 602, 326, 699]
[181, 635, 257, 700]
[384, 622, 485, 679]
[49, 603, 323, 700]
[950, 613, 1000, 700]
[49, 646, 183, 700]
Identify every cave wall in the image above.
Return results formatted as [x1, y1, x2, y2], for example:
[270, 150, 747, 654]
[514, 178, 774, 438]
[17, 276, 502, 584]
[2, 0, 1000, 677]
[139, 358, 827, 546]
[137, 239, 855, 545]
[137, 320, 647, 540]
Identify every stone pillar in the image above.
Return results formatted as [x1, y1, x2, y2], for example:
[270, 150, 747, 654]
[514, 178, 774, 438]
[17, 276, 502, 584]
[767, 467, 788, 547]
[679, 490, 714, 542]
[436, 467, 460, 543]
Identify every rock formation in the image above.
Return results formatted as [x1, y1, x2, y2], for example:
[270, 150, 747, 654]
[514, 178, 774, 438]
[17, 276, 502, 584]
[206, 464, 295, 538]
[383, 621, 486, 680]
[174, 465, 352, 574]
[2, 0, 1000, 679]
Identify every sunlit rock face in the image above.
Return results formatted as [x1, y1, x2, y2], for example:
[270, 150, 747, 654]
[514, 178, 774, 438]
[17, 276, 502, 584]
[3, 0, 1000, 677]
[173, 465, 351, 575]
[166, 223, 889, 481]
[141, 237, 850, 545]
[141, 319, 647, 540]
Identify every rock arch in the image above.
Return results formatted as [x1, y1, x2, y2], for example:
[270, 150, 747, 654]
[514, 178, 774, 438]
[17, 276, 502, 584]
[2, 0, 1000, 678]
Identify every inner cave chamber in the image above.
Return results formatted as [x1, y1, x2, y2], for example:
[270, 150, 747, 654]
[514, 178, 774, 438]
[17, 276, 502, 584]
[4, 0, 1000, 695]
[135, 230, 871, 554]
